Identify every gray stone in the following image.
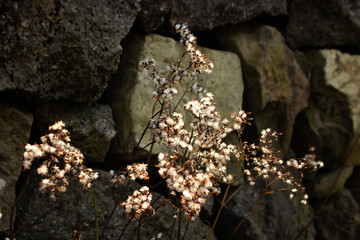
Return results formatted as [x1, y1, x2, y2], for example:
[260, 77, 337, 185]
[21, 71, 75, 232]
[286, 0, 360, 49]
[313, 167, 354, 198]
[16, 169, 214, 239]
[0, 100, 33, 233]
[107, 32, 243, 157]
[34, 103, 116, 163]
[16, 170, 138, 240]
[215, 181, 314, 240]
[314, 50, 360, 166]
[137, 0, 174, 32]
[0, 0, 140, 102]
[169, 0, 287, 31]
[300, 50, 359, 168]
[347, 167, 360, 203]
[315, 188, 360, 240]
[212, 24, 310, 155]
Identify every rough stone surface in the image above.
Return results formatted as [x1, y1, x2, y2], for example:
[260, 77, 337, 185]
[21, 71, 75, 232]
[215, 181, 314, 240]
[169, 0, 287, 31]
[315, 188, 360, 240]
[313, 166, 353, 198]
[315, 50, 360, 166]
[136, 0, 174, 32]
[346, 167, 360, 203]
[0, 0, 140, 102]
[16, 170, 214, 240]
[212, 24, 309, 155]
[34, 103, 116, 163]
[286, 0, 360, 49]
[0, 100, 33, 233]
[107, 32, 243, 157]
[294, 50, 358, 169]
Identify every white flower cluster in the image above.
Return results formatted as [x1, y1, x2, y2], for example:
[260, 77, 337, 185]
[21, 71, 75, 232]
[23, 121, 98, 200]
[136, 24, 322, 225]
[175, 23, 214, 73]
[139, 58, 180, 103]
[121, 186, 154, 220]
[243, 128, 323, 204]
[110, 163, 149, 185]
[153, 93, 249, 219]
[152, 112, 192, 151]
[158, 153, 218, 220]
[139, 23, 213, 109]
[184, 93, 247, 149]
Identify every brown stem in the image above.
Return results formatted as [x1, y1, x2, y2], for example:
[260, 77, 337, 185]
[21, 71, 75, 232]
[295, 134, 360, 239]
[177, 211, 182, 240]
[9, 162, 38, 236]
[117, 216, 134, 240]
[224, 180, 248, 206]
[11, 203, 46, 238]
[228, 188, 268, 240]
[206, 136, 245, 240]
[100, 180, 131, 239]
[181, 218, 191, 240]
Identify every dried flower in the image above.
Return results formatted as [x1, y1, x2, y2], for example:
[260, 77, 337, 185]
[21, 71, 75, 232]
[121, 186, 154, 220]
[22, 121, 98, 200]
[110, 163, 149, 186]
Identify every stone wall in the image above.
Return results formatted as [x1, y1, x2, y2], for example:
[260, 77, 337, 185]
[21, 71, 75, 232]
[1, 1, 360, 239]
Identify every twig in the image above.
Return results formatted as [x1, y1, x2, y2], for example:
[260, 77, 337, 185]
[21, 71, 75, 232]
[228, 188, 268, 240]
[100, 180, 131, 239]
[117, 216, 134, 240]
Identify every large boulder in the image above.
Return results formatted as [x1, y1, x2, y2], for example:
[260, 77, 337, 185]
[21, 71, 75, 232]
[312, 166, 354, 198]
[215, 182, 314, 240]
[315, 188, 360, 240]
[34, 102, 116, 163]
[293, 50, 359, 168]
[16, 170, 214, 239]
[169, 0, 287, 31]
[286, 0, 360, 49]
[0, 0, 140, 102]
[346, 166, 360, 203]
[0, 100, 33, 233]
[211, 24, 310, 155]
[136, 0, 174, 32]
[106, 32, 243, 157]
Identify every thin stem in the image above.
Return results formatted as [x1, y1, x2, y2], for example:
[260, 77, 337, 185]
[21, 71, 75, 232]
[177, 211, 182, 240]
[136, 222, 141, 240]
[169, 215, 177, 240]
[228, 190, 268, 240]
[205, 182, 231, 240]
[148, 178, 165, 190]
[0, 193, 11, 207]
[295, 134, 360, 239]
[265, 187, 288, 194]
[92, 187, 99, 240]
[173, 87, 188, 113]
[135, 110, 161, 151]
[100, 180, 131, 239]
[142, 140, 157, 150]
[206, 137, 245, 240]
[11, 204, 45, 238]
[9, 162, 38, 236]
[146, 142, 155, 167]
[223, 179, 247, 206]
[181, 218, 191, 240]
[117, 216, 134, 240]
